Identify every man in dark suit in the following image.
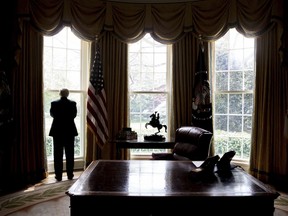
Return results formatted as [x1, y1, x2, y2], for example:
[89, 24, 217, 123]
[49, 88, 78, 181]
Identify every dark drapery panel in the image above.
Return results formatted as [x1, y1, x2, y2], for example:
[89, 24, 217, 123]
[250, 24, 288, 189]
[100, 32, 128, 159]
[172, 33, 197, 131]
[9, 19, 47, 189]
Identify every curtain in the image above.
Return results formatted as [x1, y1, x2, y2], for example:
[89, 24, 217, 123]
[250, 24, 288, 188]
[9, 18, 47, 188]
[27, 0, 282, 42]
[101, 32, 129, 160]
[172, 33, 197, 130]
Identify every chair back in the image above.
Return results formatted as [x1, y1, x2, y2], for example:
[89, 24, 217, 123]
[173, 126, 213, 160]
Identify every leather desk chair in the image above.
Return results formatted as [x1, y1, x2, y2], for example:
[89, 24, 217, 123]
[152, 126, 213, 161]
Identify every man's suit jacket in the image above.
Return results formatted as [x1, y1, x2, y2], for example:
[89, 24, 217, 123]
[49, 97, 78, 137]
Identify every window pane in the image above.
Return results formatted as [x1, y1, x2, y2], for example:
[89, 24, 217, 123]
[244, 70, 254, 91]
[244, 48, 254, 69]
[67, 71, 81, 90]
[244, 93, 253, 114]
[243, 116, 252, 133]
[215, 115, 227, 131]
[229, 94, 242, 114]
[129, 72, 141, 91]
[214, 136, 228, 155]
[53, 48, 67, 70]
[229, 115, 242, 132]
[228, 137, 242, 156]
[142, 53, 153, 73]
[154, 53, 166, 72]
[216, 72, 228, 91]
[215, 94, 228, 114]
[230, 49, 243, 70]
[67, 49, 81, 71]
[243, 138, 251, 158]
[129, 52, 140, 73]
[216, 51, 228, 71]
[154, 73, 166, 91]
[229, 71, 243, 91]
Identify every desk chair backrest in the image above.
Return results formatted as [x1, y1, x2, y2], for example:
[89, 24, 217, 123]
[173, 126, 213, 160]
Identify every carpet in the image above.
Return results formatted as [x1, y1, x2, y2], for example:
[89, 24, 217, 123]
[275, 192, 288, 213]
[0, 179, 288, 216]
[0, 180, 75, 216]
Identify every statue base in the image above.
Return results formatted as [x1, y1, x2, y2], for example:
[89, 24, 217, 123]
[144, 134, 166, 141]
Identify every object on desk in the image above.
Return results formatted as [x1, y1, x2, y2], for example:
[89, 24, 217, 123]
[144, 134, 166, 141]
[216, 150, 236, 173]
[116, 127, 137, 140]
[189, 155, 220, 180]
[145, 111, 167, 135]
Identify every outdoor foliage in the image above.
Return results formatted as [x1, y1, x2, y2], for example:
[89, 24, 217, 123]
[46, 136, 81, 160]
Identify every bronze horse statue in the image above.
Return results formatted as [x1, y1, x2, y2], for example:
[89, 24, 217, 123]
[145, 111, 167, 134]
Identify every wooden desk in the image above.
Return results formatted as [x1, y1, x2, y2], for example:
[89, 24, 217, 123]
[115, 138, 175, 159]
[67, 160, 279, 216]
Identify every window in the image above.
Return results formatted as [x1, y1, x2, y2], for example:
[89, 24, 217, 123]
[43, 27, 89, 170]
[128, 34, 172, 155]
[213, 28, 255, 160]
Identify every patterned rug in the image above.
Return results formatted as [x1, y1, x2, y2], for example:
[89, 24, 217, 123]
[275, 192, 288, 213]
[0, 180, 75, 216]
[0, 179, 287, 216]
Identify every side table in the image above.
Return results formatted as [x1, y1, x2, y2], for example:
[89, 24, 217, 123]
[114, 137, 175, 159]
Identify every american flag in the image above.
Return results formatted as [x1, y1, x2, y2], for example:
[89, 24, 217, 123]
[87, 42, 109, 148]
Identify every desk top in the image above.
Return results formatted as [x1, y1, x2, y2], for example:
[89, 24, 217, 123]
[67, 160, 278, 199]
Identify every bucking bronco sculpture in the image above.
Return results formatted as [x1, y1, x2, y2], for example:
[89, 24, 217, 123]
[145, 111, 167, 134]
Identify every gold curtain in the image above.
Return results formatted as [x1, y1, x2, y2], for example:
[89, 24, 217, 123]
[9, 19, 47, 187]
[172, 33, 197, 130]
[101, 32, 129, 160]
[250, 24, 288, 187]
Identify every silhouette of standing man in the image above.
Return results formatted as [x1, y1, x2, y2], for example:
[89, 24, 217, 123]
[49, 88, 78, 181]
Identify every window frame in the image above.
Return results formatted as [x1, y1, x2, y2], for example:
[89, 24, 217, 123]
[43, 27, 90, 172]
[128, 34, 172, 156]
[211, 28, 255, 162]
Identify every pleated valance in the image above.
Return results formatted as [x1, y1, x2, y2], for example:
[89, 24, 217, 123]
[23, 0, 283, 42]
